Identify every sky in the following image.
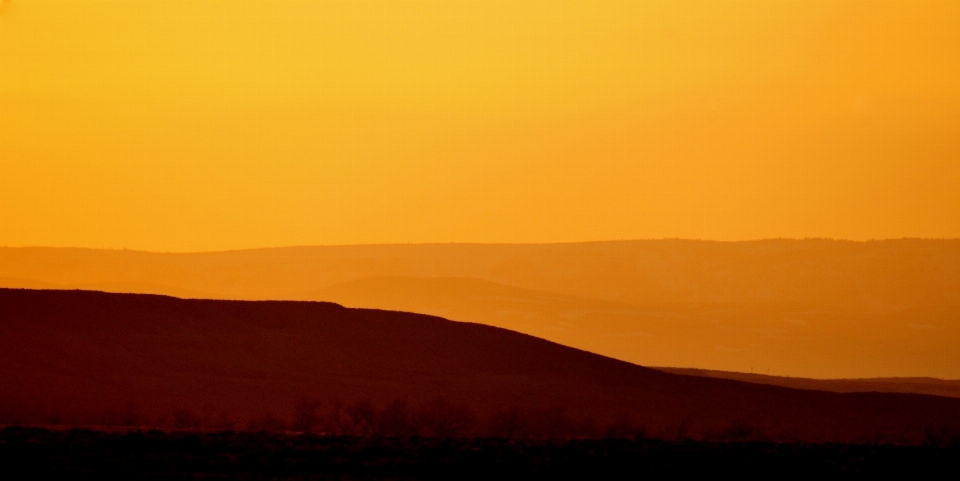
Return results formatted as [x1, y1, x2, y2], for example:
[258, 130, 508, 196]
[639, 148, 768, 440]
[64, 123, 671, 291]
[1, 0, 959, 252]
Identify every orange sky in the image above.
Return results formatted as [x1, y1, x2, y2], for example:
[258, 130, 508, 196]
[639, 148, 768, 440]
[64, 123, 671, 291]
[2, 0, 959, 251]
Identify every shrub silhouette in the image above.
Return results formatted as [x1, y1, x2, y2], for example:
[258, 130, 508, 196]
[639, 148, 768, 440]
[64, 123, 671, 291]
[603, 415, 647, 440]
[924, 426, 960, 447]
[23, 393, 959, 445]
[248, 414, 288, 432]
[715, 422, 762, 442]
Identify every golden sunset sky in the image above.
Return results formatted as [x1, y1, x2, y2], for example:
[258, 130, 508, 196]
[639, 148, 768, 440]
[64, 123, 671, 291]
[2, 0, 958, 251]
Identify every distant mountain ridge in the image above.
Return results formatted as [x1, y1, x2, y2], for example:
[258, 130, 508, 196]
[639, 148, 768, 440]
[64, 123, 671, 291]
[2, 239, 959, 308]
[2, 288, 960, 443]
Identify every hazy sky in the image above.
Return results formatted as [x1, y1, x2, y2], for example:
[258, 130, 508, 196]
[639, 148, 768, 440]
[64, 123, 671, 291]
[2, 1, 959, 251]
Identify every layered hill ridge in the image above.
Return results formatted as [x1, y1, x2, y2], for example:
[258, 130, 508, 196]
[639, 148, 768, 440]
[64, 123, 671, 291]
[306, 276, 960, 379]
[2, 239, 960, 308]
[2, 288, 960, 443]
[1, 239, 959, 379]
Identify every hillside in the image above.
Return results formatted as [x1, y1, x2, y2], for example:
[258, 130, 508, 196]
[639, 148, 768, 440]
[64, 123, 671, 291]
[657, 368, 960, 399]
[308, 276, 960, 379]
[2, 288, 959, 443]
[2, 240, 960, 379]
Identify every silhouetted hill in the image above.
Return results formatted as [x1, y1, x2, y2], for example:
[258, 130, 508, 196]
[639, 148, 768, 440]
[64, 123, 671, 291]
[656, 367, 960, 399]
[2, 240, 959, 379]
[2, 288, 959, 443]
[307, 276, 960, 379]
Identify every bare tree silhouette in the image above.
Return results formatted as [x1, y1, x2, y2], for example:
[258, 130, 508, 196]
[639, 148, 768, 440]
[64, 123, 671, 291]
[347, 401, 377, 435]
[531, 406, 573, 438]
[291, 397, 322, 434]
[489, 407, 527, 438]
[417, 398, 474, 438]
[327, 399, 377, 435]
[603, 415, 647, 440]
[374, 399, 414, 436]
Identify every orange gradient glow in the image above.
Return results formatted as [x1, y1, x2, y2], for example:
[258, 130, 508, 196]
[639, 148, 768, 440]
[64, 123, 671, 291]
[2, 1, 959, 251]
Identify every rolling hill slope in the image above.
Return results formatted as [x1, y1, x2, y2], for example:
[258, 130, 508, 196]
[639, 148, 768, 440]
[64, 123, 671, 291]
[1, 239, 959, 378]
[656, 368, 960, 399]
[308, 276, 960, 379]
[2, 288, 959, 443]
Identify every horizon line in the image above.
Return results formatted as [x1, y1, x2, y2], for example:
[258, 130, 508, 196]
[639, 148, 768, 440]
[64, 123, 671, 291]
[2, 237, 959, 255]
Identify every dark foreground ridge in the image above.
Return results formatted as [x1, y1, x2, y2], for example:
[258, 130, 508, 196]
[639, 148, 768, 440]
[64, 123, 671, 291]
[3, 288, 960, 444]
[2, 427, 959, 480]
[656, 367, 960, 399]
